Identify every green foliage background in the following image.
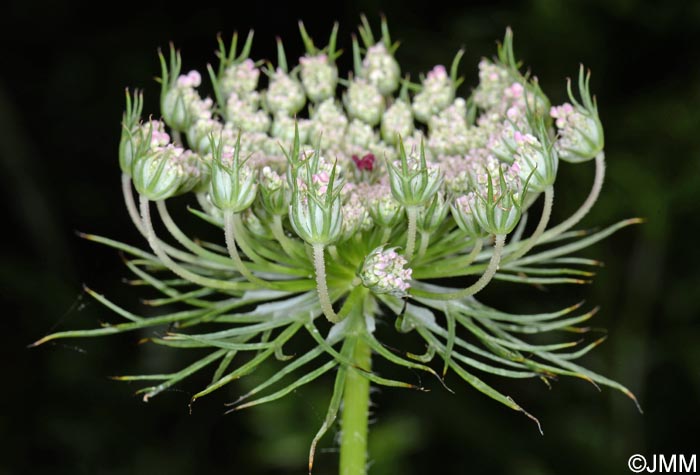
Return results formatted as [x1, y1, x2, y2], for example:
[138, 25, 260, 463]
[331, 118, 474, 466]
[2, 0, 698, 473]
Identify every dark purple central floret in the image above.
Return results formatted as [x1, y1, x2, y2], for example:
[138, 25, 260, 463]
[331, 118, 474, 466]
[352, 153, 375, 171]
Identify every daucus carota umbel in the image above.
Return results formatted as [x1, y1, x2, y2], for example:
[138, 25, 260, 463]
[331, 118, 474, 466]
[33, 16, 641, 475]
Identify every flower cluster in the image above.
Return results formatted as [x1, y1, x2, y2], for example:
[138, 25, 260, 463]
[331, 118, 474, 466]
[37, 19, 640, 474]
[360, 246, 412, 296]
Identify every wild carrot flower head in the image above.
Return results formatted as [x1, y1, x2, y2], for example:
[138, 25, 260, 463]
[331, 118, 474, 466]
[35, 18, 640, 474]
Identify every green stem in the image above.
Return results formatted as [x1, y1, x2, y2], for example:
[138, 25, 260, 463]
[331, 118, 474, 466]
[223, 210, 270, 288]
[195, 192, 215, 215]
[540, 152, 605, 242]
[339, 336, 371, 475]
[417, 230, 430, 259]
[271, 214, 306, 260]
[410, 234, 506, 300]
[122, 173, 146, 235]
[405, 206, 418, 261]
[503, 185, 554, 264]
[172, 129, 183, 146]
[380, 227, 391, 244]
[139, 195, 253, 291]
[123, 175, 211, 267]
[312, 243, 339, 323]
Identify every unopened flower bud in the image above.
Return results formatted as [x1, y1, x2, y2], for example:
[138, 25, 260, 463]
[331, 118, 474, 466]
[417, 192, 450, 233]
[300, 54, 338, 103]
[120, 119, 170, 175]
[186, 119, 226, 155]
[132, 145, 198, 201]
[548, 67, 603, 162]
[289, 157, 344, 245]
[451, 193, 487, 238]
[265, 69, 306, 116]
[366, 183, 402, 228]
[271, 115, 311, 144]
[259, 166, 289, 216]
[471, 163, 527, 235]
[226, 92, 271, 133]
[359, 246, 412, 297]
[309, 99, 348, 150]
[381, 100, 414, 145]
[386, 139, 443, 207]
[473, 59, 510, 111]
[220, 59, 260, 98]
[361, 43, 401, 95]
[162, 70, 213, 132]
[344, 78, 385, 126]
[208, 139, 258, 212]
[512, 124, 558, 192]
[411, 65, 455, 123]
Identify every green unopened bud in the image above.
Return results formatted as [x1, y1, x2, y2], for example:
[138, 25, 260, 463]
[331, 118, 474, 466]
[208, 136, 257, 212]
[259, 166, 289, 216]
[242, 208, 273, 239]
[132, 145, 195, 201]
[551, 66, 604, 163]
[187, 119, 230, 155]
[271, 115, 311, 144]
[120, 119, 170, 176]
[220, 59, 260, 98]
[512, 121, 558, 193]
[309, 99, 348, 150]
[226, 92, 271, 133]
[451, 193, 487, 238]
[366, 184, 402, 228]
[386, 138, 443, 207]
[289, 156, 344, 245]
[417, 192, 450, 233]
[472, 164, 528, 235]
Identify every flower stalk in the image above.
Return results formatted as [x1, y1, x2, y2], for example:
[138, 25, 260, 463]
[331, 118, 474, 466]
[339, 313, 372, 475]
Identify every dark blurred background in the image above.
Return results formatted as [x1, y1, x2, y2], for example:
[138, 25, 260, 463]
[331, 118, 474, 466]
[2, 0, 699, 474]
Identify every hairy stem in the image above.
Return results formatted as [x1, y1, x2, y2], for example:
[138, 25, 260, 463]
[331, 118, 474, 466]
[410, 234, 507, 300]
[312, 243, 339, 323]
[405, 206, 418, 261]
[541, 152, 605, 241]
[339, 336, 371, 475]
[504, 185, 554, 263]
